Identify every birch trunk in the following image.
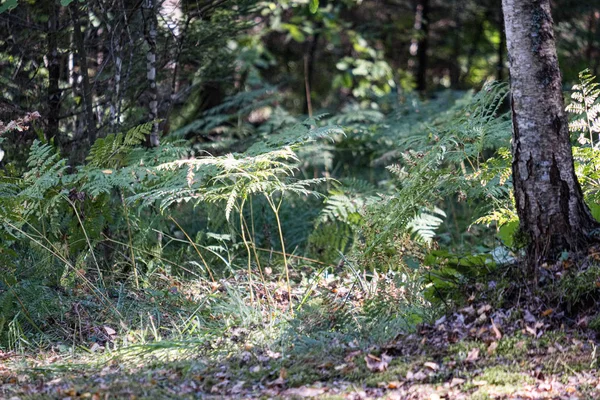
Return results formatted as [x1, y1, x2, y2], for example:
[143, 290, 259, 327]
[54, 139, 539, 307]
[502, 0, 598, 267]
[144, 0, 160, 147]
[71, 0, 96, 145]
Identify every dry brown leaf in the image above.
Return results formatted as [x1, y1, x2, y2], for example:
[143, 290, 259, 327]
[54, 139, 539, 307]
[267, 377, 286, 387]
[460, 305, 476, 315]
[525, 325, 537, 337]
[423, 361, 439, 371]
[476, 327, 488, 337]
[282, 387, 326, 397]
[490, 318, 502, 340]
[408, 370, 427, 381]
[365, 353, 392, 372]
[487, 341, 498, 355]
[541, 308, 554, 317]
[345, 350, 362, 362]
[210, 380, 229, 393]
[103, 326, 116, 336]
[231, 381, 245, 394]
[450, 377, 465, 387]
[477, 304, 492, 315]
[279, 367, 288, 380]
[577, 316, 589, 328]
[466, 348, 480, 362]
[387, 381, 402, 389]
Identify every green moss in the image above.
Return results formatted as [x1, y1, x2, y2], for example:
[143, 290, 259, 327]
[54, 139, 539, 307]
[478, 365, 534, 386]
[494, 334, 531, 360]
[362, 359, 412, 387]
[447, 341, 486, 361]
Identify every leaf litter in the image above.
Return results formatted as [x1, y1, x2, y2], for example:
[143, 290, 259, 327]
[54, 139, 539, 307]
[3, 271, 600, 399]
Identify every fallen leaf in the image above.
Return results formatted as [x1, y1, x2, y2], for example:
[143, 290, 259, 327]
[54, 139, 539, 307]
[460, 305, 476, 315]
[477, 304, 492, 315]
[231, 381, 245, 394]
[282, 387, 326, 397]
[103, 326, 117, 341]
[450, 377, 465, 387]
[210, 380, 229, 393]
[565, 386, 578, 394]
[490, 318, 502, 340]
[90, 343, 102, 353]
[525, 325, 537, 337]
[279, 367, 287, 380]
[387, 381, 402, 389]
[577, 316, 589, 328]
[407, 370, 428, 381]
[487, 341, 498, 355]
[345, 350, 362, 361]
[267, 377, 286, 387]
[541, 308, 553, 317]
[466, 348, 479, 362]
[365, 353, 392, 372]
[423, 361, 439, 371]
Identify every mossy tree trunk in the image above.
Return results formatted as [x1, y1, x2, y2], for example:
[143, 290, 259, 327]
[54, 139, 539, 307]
[502, 0, 599, 269]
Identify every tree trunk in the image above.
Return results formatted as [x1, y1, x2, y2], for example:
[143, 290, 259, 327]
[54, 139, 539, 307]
[143, 0, 160, 147]
[502, 0, 598, 268]
[410, 0, 429, 93]
[46, 0, 60, 144]
[497, 8, 505, 82]
[71, 0, 96, 145]
[449, 0, 463, 89]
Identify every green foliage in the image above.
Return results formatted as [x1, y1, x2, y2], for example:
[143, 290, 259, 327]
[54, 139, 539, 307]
[567, 69, 600, 147]
[422, 250, 496, 302]
[476, 70, 600, 248]
[86, 122, 152, 168]
[289, 269, 430, 352]
[554, 265, 600, 312]
[361, 82, 511, 261]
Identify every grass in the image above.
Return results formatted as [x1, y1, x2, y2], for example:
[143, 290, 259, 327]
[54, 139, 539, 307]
[4, 253, 600, 399]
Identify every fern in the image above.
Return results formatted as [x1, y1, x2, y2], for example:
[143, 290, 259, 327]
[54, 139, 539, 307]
[567, 69, 600, 147]
[407, 207, 446, 244]
[86, 121, 152, 168]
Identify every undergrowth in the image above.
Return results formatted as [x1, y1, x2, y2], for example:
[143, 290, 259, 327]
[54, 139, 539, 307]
[4, 72, 600, 363]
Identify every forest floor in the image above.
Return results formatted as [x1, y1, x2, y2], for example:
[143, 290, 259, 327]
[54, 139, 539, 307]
[2, 271, 600, 399]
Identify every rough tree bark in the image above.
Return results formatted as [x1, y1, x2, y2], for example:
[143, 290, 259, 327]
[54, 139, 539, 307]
[502, 0, 599, 268]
